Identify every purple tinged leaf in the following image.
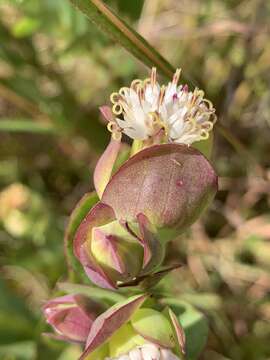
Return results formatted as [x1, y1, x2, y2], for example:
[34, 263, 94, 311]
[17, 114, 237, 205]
[137, 213, 153, 267]
[44, 294, 75, 308]
[74, 202, 118, 289]
[137, 213, 164, 273]
[73, 202, 115, 259]
[94, 137, 121, 198]
[169, 308, 186, 356]
[80, 249, 117, 290]
[43, 295, 94, 343]
[92, 228, 126, 274]
[50, 308, 90, 341]
[73, 294, 105, 318]
[80, 294, 147, 359]
[91, 219, 144, 284]
[102, 144, 218, 232]
[74, 202, 148, 289]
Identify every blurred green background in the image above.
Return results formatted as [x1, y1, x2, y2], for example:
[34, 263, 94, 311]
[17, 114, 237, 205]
[0, 0, 270, 359]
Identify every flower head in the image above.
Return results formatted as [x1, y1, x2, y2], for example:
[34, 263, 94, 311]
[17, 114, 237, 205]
[43, 295, 97, 343]
[108, 68, 216, 145]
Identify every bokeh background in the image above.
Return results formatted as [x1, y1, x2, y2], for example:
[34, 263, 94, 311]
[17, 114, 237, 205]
[0, 0, 270, 359]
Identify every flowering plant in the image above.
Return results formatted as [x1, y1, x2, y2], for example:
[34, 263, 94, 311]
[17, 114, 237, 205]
[43, 68, 218, 359]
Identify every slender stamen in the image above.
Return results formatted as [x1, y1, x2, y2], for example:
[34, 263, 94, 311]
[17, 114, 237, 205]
[138, 86, 144, 103]
[151, 67, 157, 87]
[158, 85, 166, 109]
[172, 68, 181, 85]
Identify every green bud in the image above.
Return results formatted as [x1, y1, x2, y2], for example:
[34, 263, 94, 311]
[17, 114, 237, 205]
[90, 220, 144, 283]
[74, 203, 165, 289]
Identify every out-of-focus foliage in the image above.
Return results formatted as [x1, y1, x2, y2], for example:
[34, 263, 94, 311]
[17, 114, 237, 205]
[0, 0, 270, 359]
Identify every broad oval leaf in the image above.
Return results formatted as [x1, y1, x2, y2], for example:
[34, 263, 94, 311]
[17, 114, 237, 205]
[102, 144, 218, 233]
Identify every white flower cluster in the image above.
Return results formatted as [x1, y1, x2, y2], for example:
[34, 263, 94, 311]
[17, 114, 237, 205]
[108, 68, 216, 145]
[106, 343, 180, 360]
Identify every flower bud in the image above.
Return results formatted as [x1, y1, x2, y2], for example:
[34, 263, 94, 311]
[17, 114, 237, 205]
[43, 295, 96, 343]
[91, 219, 144, 283]
[74, 202, 165, 289]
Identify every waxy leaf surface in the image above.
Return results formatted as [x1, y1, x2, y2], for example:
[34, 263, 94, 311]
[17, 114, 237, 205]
[80, 294, 147, 359]
[102, 144, 218, 232]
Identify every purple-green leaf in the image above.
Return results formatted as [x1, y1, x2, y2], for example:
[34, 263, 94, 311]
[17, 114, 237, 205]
[80, 294, 147, 359]
[136, 213, 165, 274]
[43, 295, 94, 343]
[169, 308, 186, 356]
[94, 137, 121, 198]
[102, 144, 218, 233]
[73, 202, 117, 289]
